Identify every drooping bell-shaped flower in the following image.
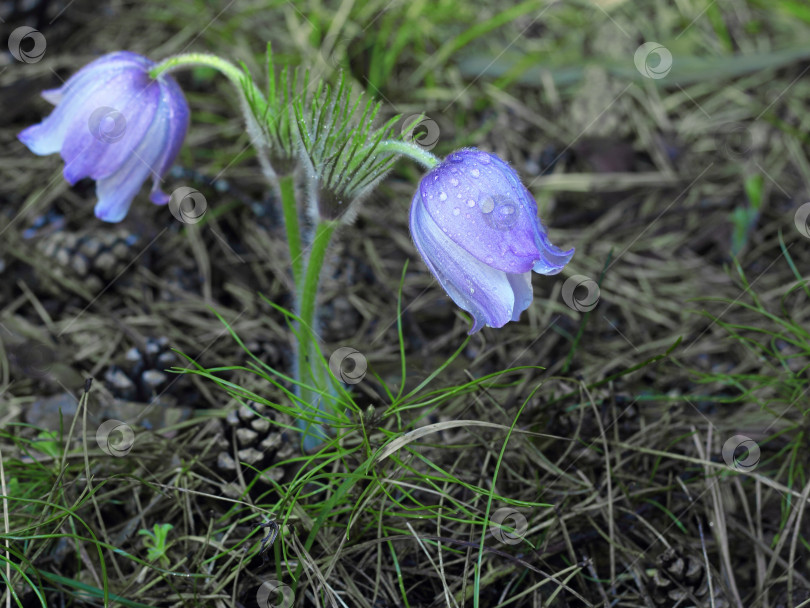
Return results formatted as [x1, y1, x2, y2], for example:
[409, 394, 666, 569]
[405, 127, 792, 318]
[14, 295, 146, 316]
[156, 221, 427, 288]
[18, 51, 189, 222]
[410, 148, 574, 333]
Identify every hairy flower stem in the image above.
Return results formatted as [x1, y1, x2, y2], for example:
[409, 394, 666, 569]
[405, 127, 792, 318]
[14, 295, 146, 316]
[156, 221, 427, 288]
[296, 220, 338, 450]
[377, 140, 440, 170]
[279, 174, 304, 288]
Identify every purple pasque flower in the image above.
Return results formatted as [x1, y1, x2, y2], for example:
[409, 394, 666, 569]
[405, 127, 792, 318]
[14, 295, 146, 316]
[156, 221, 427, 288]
[18, 51, 189, 222]
[410, 148, 574, 333]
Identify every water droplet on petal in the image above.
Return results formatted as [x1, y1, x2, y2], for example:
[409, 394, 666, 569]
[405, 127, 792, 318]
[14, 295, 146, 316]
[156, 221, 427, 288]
[450, 178, 459, 186]
[485, 255, 494, 264]
[467, 199, 475, 208]
[453, 208, 460, 215]
[470, 168, 480, 177]
[478, 153, 491, 164]
[450, 153, 464, 163]
[479, 196, 494, 213]
[470, 287, 475, 294]
[439, 192, 447, 201]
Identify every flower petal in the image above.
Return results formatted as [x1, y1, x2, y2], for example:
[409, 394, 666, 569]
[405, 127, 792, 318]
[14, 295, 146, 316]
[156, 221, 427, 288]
[420, 149, 545, 274]
[60, 70, 160, 185]
[506, 272, 533, 322]
[18, 53, 149, 156]
[147, 76, 189, 205]
[532, 230, 575, 275]
[93, 92, 171, 222]
[411, 191, 515, 333]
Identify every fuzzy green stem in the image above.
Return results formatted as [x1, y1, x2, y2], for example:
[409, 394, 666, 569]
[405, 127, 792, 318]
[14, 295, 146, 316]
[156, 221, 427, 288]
[149, 53, 265, 105]
[279, 174, 303, 288]
[296, 220, 338, 449]
[377, 140, 441, 169]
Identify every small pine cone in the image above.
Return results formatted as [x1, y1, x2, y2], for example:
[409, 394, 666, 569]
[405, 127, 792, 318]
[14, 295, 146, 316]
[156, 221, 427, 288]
[35, 228, 139, 294]
[217, 401, 295, 479]
[103, 337, 189, 404]
[649, 547, 729, 608]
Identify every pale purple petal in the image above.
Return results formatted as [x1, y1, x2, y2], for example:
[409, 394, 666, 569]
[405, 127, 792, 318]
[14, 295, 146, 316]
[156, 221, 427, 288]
[532, 230, 574, 275]
[94, 91, 173, 221]
[148, 75, 189, 205]
[18, 53, 150, 155]
[60, 70, 160, 184]
[506, 272, 533, 322]
[411, 192, 515, 333]
[420, 149, 544, 273]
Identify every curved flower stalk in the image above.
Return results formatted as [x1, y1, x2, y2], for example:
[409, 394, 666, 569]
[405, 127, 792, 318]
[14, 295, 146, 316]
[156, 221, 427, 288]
[18, 51, 189, 222]
[409, 148, 574, 333]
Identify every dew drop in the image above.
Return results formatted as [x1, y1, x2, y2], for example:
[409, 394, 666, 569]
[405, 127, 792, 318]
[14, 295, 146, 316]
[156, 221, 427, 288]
[470, 168, 480, 177]
[470, 287, 475, 294]
[467, 199, 475, 208]
[450, 153, 464, 163]
[439, 192, 447, 201]
[450, 178, 459, 186]
[485, 255, 494, 264]
[453, 208, 460, 216]
[478, 153, 491, 164]
[479, 196, 495, 213]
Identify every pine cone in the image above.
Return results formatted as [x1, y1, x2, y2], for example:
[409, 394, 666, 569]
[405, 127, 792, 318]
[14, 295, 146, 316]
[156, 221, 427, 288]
[35, 228, 140, 294]
[649, 547, 729, 608]
[103, 337, 187, 405]
[216, 400, 295, 481]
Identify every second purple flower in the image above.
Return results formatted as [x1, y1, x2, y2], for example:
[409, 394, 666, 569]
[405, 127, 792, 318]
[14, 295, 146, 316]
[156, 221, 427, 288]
[18, 51, 189, 222]
[410, 148, 574, 333]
